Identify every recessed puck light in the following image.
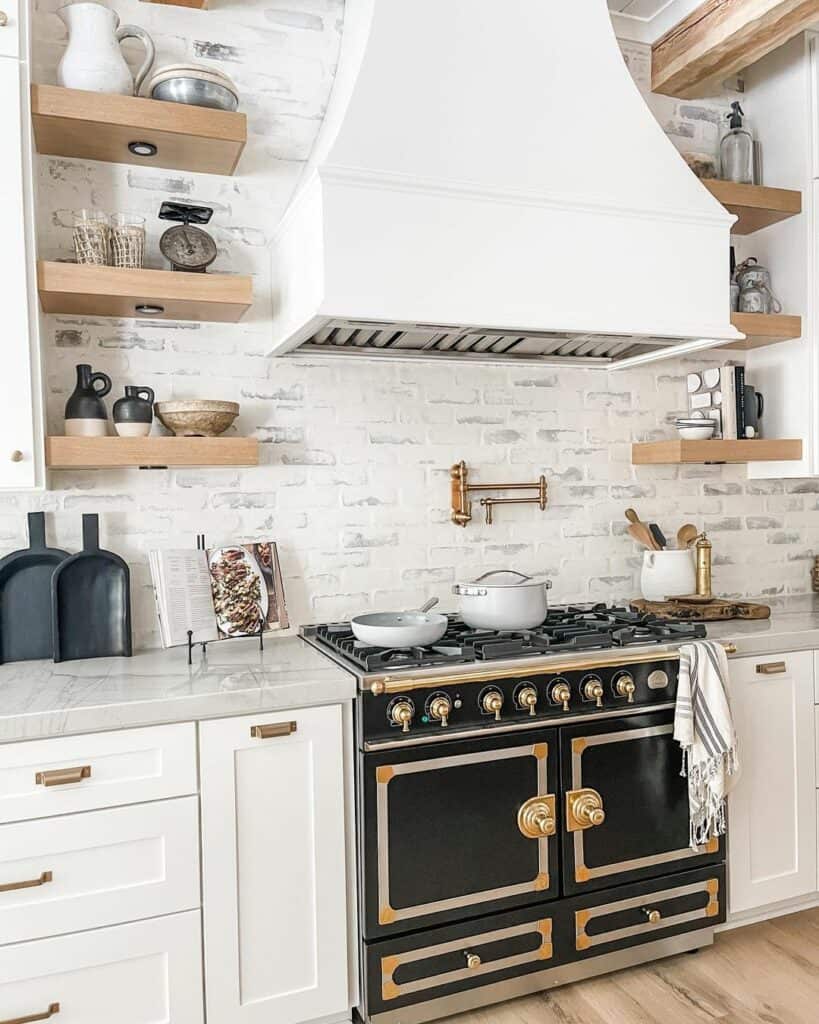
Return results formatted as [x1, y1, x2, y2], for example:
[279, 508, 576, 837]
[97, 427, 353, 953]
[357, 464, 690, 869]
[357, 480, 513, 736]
[128, 141, 157, 157]
[135, 304, 164, 315]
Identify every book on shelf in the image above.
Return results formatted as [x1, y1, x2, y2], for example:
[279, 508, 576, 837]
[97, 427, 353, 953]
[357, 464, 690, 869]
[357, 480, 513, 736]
[149, 540, 289, 649]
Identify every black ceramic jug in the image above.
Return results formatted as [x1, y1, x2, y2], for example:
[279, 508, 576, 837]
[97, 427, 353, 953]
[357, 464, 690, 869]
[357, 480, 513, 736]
[113, 386, 155, 437]
[64, 364, 112, 437]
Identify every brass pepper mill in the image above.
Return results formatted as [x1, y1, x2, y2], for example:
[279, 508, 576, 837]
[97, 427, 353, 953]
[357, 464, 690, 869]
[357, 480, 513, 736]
[812, 556, 819, 594]
[695, 533, 713, 600]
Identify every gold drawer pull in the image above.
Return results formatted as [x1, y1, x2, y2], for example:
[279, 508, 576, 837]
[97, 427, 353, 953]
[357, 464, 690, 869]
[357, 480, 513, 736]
[566, 788, 606, 832]
[2, 1004, 60, 1024]
[464, 952, 481, 970]
[0, 870, 53, 894]
[518, 795, 556, 839]
[644, 908, 662, 924]
[756, 661, 786, 675]
[35, 765, 91, 787]
[250, 721, 297, 740]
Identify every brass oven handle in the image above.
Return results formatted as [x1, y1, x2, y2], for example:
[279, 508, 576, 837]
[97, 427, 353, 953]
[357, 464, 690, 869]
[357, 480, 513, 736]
[0, 870, 53, 894]
[566, 788, 606, 832]
[756, 661, 786, 675]
[35, 765, 91, 787]
[1, 1005, 60, 1024]
[250, 721, 297, 739]
[518, 795, 557, 839]
[464, 952, 481, 970]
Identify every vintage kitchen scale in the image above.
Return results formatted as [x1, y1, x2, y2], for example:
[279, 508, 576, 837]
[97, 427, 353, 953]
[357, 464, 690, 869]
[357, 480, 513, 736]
[158, 201, 218, 273]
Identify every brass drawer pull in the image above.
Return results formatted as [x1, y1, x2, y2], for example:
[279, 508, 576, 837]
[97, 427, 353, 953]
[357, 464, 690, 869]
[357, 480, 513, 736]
[0, 870, 53, 894]
[464, 952, 481, 970]
[756, 661, 786, 675]
[35, 765, 91, 787]
[2, 1004, 60, 1024]
[518, 795, 556, 839]
[250, 721, 297, 740]
[643, 908, 662, 924]
[566, 788, 606, 832]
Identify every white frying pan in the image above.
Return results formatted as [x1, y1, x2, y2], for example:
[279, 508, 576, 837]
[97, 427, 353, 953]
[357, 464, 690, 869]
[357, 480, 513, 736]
[351, 598, 448, 649]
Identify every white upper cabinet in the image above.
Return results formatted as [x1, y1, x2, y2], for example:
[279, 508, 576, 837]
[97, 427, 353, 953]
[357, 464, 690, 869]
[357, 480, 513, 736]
[199, 706, 350, 1024]
[0, 0, 20, 59]
[727, 651, 817, 915]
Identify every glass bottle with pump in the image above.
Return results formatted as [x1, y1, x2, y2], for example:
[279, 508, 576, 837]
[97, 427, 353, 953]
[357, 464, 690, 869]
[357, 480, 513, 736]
[720, 101, 753, 184]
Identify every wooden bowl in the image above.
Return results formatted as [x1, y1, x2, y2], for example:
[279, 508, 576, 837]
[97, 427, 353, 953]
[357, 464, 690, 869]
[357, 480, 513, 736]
[154, 400, 239, 437]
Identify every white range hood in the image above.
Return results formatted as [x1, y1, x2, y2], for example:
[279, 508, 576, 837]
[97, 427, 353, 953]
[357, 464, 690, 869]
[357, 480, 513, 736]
[269, 0, 743, 368]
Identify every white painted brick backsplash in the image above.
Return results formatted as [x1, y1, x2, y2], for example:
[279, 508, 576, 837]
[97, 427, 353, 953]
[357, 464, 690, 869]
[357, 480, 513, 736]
[3, 11, 814, 648]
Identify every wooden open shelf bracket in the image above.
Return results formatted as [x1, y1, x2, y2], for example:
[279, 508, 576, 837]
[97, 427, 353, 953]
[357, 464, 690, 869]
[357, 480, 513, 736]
[632, 439, 803, 466]
[723, 312, 802, 351]
[46, 436, 259, 470]
[702, 180, 801, 236]
[31, 84, 246, 175]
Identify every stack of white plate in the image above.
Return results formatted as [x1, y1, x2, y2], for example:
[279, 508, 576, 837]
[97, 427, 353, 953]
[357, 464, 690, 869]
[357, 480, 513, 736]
[147, 63, 239, 111]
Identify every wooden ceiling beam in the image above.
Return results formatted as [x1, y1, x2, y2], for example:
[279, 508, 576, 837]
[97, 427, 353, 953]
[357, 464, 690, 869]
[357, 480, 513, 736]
[652, 0, 819, 98]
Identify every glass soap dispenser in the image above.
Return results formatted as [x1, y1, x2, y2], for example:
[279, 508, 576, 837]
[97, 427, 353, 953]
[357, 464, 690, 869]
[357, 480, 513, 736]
[720, 101, 753, 183]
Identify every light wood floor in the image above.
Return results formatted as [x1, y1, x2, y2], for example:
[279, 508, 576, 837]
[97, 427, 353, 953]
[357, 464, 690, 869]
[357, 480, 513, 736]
[445, 908, 819, 1024]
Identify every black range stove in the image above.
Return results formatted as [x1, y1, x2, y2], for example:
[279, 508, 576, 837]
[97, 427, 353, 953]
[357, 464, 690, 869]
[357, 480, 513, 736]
[308, 604, 706, 674]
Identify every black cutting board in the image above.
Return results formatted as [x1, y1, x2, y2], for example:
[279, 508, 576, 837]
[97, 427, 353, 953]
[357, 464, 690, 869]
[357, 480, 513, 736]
[52, 514, 132, 662]
[0, 512, 69, 663]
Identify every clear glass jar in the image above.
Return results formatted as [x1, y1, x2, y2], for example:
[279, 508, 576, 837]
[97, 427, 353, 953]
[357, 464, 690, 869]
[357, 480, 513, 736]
[72, 209, 110, 265]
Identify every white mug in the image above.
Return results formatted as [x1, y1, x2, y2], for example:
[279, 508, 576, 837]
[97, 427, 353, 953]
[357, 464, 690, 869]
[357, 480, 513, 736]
[640, 550, 696, 602]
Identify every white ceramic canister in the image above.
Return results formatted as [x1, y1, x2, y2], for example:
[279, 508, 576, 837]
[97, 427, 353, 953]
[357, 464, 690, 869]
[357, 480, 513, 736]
[640, 550, 696, 602]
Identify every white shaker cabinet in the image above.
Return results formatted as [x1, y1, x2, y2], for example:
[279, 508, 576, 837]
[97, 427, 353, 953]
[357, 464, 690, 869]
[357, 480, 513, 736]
[727, 651, 817, 915]
[200, 705, 350, 1024]
[0, 17, 42, 488]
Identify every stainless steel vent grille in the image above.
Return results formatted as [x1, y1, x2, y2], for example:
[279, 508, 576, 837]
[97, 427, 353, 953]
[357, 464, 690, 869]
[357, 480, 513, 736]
[293, 320, 736, 370]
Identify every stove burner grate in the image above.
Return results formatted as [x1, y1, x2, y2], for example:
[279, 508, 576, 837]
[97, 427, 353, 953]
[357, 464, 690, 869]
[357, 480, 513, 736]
[312, 605, 706, 673]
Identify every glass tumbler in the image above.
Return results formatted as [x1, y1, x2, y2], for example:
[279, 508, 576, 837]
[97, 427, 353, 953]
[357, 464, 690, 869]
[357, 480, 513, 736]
[72, 209, 110, 266]
[110, 213, 146, 269]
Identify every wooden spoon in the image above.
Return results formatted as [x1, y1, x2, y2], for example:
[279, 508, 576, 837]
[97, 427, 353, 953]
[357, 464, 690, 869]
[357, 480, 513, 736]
[629, 522, 661, 551]
[625, 508, 641, 526]
[677, 524, 699, 549]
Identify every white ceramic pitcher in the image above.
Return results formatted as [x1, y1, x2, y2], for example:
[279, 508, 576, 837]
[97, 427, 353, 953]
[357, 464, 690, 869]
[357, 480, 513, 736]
[57, 2, 155, 96]
[640, 550, 696, 602]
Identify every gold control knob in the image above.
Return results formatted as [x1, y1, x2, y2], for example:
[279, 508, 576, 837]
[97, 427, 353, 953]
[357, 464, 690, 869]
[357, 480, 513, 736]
[644, 909, 662, 924]
[583, 678, 604, 708]
[390, 700, 414, 733]
[567, 788, 606, 831]
[464, 952, 481, 970]
[615, 674, 636, 704]
[551, 681, 572, 712]
[481, 690, 504, 721]
[0, 12, 8, 26]
[429, 695, 452, 728]
[10, 450, 23, 463]
[517, 685, 538, 717]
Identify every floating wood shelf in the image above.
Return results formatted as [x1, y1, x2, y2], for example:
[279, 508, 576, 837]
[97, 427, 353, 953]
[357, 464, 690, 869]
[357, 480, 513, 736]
[37, 262, 252, 323]
[632, 439, 803, 466]
[722, 313, 802, 350]
[31, 84, 245, 175]
[702, 180, 802, 236]
[46, 436, 259, 470]
[141, 0, 205, 7]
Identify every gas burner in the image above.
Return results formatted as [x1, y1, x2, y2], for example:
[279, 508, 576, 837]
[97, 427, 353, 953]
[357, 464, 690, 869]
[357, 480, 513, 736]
[310, 605, 706, 674]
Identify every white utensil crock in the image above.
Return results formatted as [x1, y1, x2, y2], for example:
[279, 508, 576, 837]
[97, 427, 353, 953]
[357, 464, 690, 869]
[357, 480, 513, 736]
[57, 2, 155, 96]
[640, 550, 696, 602]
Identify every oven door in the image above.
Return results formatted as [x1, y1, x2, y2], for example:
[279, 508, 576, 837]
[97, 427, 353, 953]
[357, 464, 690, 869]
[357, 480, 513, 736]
[361, 729, 559, 938]
[559, 710, 723, 895]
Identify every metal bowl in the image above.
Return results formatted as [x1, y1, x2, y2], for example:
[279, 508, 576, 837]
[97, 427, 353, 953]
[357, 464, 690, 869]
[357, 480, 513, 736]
[151, 78, 239, 112]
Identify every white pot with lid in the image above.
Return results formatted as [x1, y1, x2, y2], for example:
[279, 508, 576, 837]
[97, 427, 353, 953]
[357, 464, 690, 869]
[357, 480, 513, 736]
[453, 571, 552, 631]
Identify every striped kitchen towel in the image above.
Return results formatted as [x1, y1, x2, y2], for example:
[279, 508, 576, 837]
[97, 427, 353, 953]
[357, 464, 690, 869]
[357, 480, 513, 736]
[674, 640, 740, 849]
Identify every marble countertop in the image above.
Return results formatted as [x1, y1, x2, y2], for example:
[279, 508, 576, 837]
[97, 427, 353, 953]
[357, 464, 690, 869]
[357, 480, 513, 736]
[0, 636, 356, 743]
[704, 595, 819, 658]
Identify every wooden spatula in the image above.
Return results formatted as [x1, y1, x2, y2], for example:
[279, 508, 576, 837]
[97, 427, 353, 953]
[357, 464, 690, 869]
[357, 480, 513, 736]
[629, 522, 661, 551]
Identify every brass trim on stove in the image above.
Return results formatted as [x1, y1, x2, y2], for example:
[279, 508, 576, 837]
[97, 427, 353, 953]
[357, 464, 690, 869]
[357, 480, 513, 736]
[380, 918, 553, 1001]
[570, 724, 719, 884]
[376, 745, 551, 926]
[365, 643, 737, 696]
[574, 878, 719, 951]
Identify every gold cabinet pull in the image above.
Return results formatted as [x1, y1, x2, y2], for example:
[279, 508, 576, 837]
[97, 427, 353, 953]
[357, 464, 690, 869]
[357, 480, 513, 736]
[756, 661, 786, 675]
[644, 908, 662, 924]
[464, 952, 481, 970]
[250, 721, 297, 740]
[1, 1004, 60, 1024]
[566, 788, 606, 832]
[518, 795, 557, 839]
[35, 765, 91, 787]
[0, 870, 53, 894]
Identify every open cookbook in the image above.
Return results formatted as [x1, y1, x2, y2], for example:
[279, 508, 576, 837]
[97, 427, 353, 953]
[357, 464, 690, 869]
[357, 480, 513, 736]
[149, 541, 289, 648]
